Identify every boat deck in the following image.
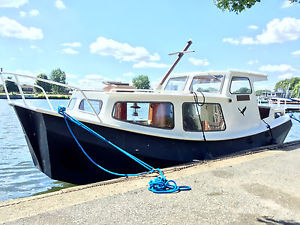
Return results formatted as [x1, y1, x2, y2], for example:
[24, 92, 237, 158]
[1, 141, 300, 225]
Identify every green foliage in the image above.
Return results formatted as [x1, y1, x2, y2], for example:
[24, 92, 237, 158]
[132, 75, 151, 89]
[294, 83, 300, 98]
[232, 87, 251, 94]
[5, 76, 18, 94]
[34, 73, 52, 93]
[50, 68, 66, 94]
[255, 89, 271, 96]
[275, 77, 300, 98]
[214, 0, 299, 14]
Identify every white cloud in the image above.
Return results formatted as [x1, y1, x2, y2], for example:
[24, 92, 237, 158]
[19, 11, 26, 17]
[85, 74, 106, 80]
[62, 48, 79, 54]
[90, 37, 160, 62]
[247, 60, 259, 65]
[55, 0, 66, 9]
[123, 72, 134, 77]
[78, 79, 105, 90]
[222, 38, 239, 45]
[291, 50, 300, 55]
[278, 73, 294, 80]
[77, 74, 110, 90]
[20, 9, 40, 17]
[259, 64, 296, 73]
[61, 42, 81, 48]
[240, 37, 256, 44]
[282, 0, 292, 8]
[0, 0, 28, 8]
[188, 57, 210, 66]
[61, 42, 81, 55]
[132, 61, 169, 68]
[9, 69, 38, 85]
[66, 73, 77, 79]
[0, 16, 43, 40]
[223, 17, 300, 45]
[29, 9, 39, 16]
[248, 25, 259, 30]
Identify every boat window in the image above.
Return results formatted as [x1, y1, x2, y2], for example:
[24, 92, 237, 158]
[230, 77, 252, 94]
[190, 75, 223, 92]
[79, 99, 103, 114]
[182, 103, 226, 132]
[164, 77, 187, 91]
[113, 102, 174, 129]
[67, 98, 76, 110]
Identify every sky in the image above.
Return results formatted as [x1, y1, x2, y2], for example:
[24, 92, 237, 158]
[0, 0, 299, 91]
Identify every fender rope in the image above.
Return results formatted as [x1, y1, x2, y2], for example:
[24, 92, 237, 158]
[58, 106, 191, 194]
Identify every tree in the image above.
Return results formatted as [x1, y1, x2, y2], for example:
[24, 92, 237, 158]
[132, 75, 151, 89]
[214, 0, 300, 14]
[50, 68, 66, 94]
[34, 74, 52, 93]
[275, 77, 300, 98]
[5, 76, 18, 94]
[294, 83, 300, 98]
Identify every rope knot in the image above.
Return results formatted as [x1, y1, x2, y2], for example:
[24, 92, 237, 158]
[58, 105, 66, 115]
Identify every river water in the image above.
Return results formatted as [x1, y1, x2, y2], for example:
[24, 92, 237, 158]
[0, 99, 299, 202]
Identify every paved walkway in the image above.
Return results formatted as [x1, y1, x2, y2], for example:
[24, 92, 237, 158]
[1, 142, 300, 225]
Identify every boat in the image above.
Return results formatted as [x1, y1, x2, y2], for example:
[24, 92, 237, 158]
[0, 41, 292, 184]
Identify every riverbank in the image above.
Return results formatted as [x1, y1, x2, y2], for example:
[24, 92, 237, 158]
[1, 141, 299, 224]
[0, 93, 70, 99]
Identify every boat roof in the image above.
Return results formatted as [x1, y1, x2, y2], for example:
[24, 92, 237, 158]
[169, 70, 268, 82]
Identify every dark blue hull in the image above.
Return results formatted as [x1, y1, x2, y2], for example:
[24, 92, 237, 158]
[13, 105, 292, 184]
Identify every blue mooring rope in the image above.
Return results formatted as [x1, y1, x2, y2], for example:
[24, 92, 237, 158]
[58, 106, 191, 194]
[290, 113, 300, 123]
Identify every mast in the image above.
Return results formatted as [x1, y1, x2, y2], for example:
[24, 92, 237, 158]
[156, 40, 194, 90]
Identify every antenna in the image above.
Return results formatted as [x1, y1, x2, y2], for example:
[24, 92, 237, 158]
[157, 40, 194, 90]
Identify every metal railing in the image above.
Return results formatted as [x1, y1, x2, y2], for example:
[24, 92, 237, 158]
[0, 69, 102, 124]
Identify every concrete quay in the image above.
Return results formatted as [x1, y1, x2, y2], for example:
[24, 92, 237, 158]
[1, 141, 300, 225]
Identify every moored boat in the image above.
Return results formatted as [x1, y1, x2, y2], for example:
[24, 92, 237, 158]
[0, 42, 292, 184]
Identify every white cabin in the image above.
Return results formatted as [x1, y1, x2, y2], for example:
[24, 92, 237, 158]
[66, 71, 287, 141]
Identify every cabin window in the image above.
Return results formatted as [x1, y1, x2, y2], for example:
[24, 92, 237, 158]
[182, 103, 225, 132]
[230, 77, 252, 94]
[113, 102, 174, 129]
[164, 77, 187, 91]
[67, 98, 76, 110]
[79, 99, 103, 114]
[190, 75, 223, 93]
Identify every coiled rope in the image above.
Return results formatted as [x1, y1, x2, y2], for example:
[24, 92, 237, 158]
[58, 106, 191, 194]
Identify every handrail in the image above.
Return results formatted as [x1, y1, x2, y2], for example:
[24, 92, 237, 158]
[0, 70, 102, 124]
[2, 78, 54, 111]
